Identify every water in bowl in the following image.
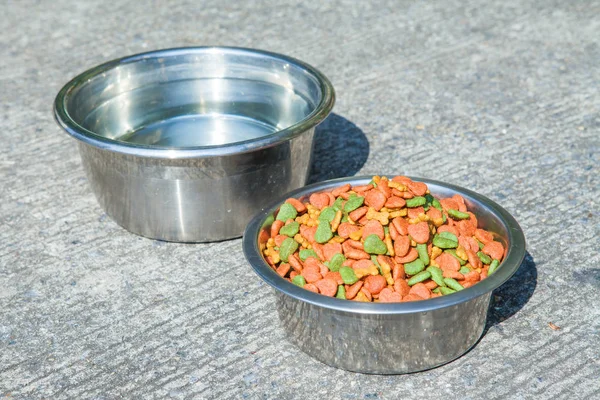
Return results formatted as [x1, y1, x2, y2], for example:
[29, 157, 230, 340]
[117, 113, 279, 147]
[79, 78, 314, 148]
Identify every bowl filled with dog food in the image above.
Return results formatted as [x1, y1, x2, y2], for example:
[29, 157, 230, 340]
[243, 175, 525, 374]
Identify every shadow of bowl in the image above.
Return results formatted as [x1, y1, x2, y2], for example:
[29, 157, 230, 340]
[485, 251, 537, 331]
[308, 113, 369, 183]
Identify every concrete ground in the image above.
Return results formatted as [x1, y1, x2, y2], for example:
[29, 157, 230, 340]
[1, 0, 599, 398]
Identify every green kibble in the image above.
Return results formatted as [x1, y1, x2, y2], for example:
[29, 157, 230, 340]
[343, 194, 364, 212]
[406, 196, 426, 208]
[299, 249, 318, 261]
[433, 234, 458, 249]
[440, 287, 457, 295]
[477, 251, 492, 265]
[319, 207, 337, 223]
[261, 214, 275, 229]
[459, 266, 471, 275]
[432, 287, 442, 294]
[444, 278, 464, 291]
[315, 221, 333, 243]
[404, 259, 425, 275]
[438, 231, 458, 241]
[364, 234, 387, 254]
[384, 226, 389, 235]
[332, 197, 344, 212]
[292, 275, 306, 287]
[336, 285, 346, 299]
[279, 221, 300, 237]
[276, 203, 298, 222]
[329, 253, 346, 272]
[427, 266, 446, 287]
[445, 249, 467, 265]
[368, 180, 378, 188]
[279, 238, 299, 262]
[432, 199, 442, 211]
[407, 271, 431, 286]
[488, 259, 500, 275]
[477, 239, 485, 250]
[448, 209, 470, 220]
[416, 243, 429, 265]
[423, 194, 434, 211]
[371, 255, 385, 274]
[442, 213, 447, 223]
[340, 266, 359, 285]
[341, 214, 349, 223]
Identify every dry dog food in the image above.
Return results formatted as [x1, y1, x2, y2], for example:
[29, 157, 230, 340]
[258, 176, 505, 302]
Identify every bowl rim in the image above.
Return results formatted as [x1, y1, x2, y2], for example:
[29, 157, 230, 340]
[243, 175, 526, 315]
[53, 46, 335, 159]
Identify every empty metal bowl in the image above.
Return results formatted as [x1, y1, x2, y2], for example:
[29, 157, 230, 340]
[54, 47, 334, 242]
[243, 176, 526, 374]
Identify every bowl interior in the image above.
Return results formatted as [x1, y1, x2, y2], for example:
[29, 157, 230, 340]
[61, 48, 326, 148]
[243, 176, 526, 314]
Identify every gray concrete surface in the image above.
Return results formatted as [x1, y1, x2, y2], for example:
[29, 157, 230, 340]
[1, 0, 599, 398]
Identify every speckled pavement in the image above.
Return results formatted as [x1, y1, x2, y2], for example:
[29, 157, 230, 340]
[1, 0, 599, 398]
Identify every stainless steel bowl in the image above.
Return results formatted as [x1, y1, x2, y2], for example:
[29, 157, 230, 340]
[54, 47, 334, 242]
[243, 176, 526, 374]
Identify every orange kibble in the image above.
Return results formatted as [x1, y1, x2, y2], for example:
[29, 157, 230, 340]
[474, 229, 494, 244]
[362, 219, 385, 240]
[409, 282, 431, 299]
[407, 221, 430, 244]
[365, 189, 387, 211]
[395, 247, 418, 264]
[392, 216, 409, 235]
[379, 287, 403, 302]
[349, 206, 368, 222]
[322, 242, 343, 261]
[337, 222, 360, 238]
[406, 180, 428, 196]
[482, 241, 505, 261]
[276, 263, 291, 277]
[304, 284, 319, 293]
[331, 183, 351, 197]
[436, 253, 461, 272]
[271, 220, 285, 238]
[377, 179, 392, 198]
[393, 235, 411, 257]
[285, 197, 307, 213]
[394, 278, 411, 296]
[314, 279, 337, 297]
[345, 281, 364, 300]
[364, 275, 387, 295]
[324, 271, 344, 285]
[309, 192, 330, 210]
